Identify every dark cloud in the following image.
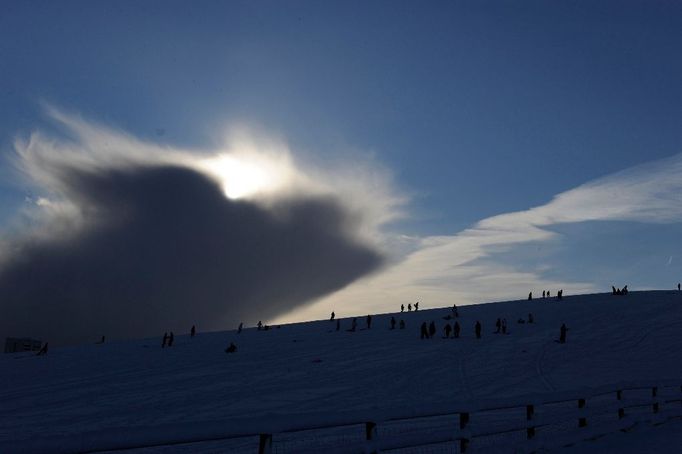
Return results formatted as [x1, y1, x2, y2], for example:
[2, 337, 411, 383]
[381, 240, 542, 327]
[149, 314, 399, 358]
[0, 165, 382, 345]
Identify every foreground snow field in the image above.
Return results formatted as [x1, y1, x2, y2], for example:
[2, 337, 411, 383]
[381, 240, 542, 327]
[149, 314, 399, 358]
[2, 290, 682, 453]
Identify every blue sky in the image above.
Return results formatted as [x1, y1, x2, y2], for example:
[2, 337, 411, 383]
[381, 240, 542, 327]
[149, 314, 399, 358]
[2, 1, 682, 321]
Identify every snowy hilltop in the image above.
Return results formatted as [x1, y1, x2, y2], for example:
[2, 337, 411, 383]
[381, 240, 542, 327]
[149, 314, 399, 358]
[2, 290, 682, 453]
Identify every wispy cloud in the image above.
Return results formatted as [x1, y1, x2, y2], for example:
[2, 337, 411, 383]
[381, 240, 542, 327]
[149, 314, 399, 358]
[282, 152, 682, 321]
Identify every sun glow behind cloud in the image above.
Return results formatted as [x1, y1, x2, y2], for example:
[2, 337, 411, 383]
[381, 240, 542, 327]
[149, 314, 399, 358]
[200, 154, 280, 200]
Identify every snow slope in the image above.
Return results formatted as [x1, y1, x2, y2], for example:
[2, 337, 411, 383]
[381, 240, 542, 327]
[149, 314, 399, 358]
[2, 290, 682, 453]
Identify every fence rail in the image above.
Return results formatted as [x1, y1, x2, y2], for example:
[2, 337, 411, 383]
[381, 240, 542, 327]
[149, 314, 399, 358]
[5, 380, 682, 453]
[261, 381, 682, 453]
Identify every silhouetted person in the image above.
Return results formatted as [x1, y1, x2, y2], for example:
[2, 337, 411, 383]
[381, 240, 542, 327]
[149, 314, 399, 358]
[452, 304, 459, 317]
[678, 283, 680, 291]
[257, 320, 263, 330]
[336, 319, 341, 331]
[408, 303, 412, 312]
[528, 313, 534, 324]
[162, 332, 169, 348]
[612, 286, 617, 295]
[390, 317, 396, 330]
[36, 342, 48, 356]
[444, 323, 452, 338]
[495, 318, 501, 334]
[475, 321, 482, 339]
[429, 321, 436, 338]
[168, 332, 174, 347]
[528, 292, 532, 300]
[367, 314, 372, 329]
[559, 324, 567, 344]
[401, 304, 405, 312]
[547, 290, 550, 297]
[542, 290, 546, 298]
[330, 311, 335, 321]
[237, 322, 243, 334]
[225, 342, 237, 353]
[191, 325, 196, 337]
[420, 322, 428, 339]
[415, 302, 419, 311]
[622, 285, 628, 295]
[399, 319, 406, 329]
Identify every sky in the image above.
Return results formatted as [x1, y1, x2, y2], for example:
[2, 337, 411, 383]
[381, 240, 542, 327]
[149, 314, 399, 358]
[1, 1, 682, 343]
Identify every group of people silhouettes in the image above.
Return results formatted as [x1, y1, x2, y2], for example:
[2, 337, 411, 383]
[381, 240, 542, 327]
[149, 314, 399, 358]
[400, 302, 420, 312]
[540, 290, 563, 299]
[612, 285, 628, 295]
[54, 283, 678, 360]
[419, 320, 465, 339]
[161, 331, 174, 347]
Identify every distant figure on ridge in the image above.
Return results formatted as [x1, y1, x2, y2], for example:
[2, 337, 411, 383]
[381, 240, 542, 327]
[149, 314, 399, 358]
[162, 332, 169, 348]
[330, 311, 335, 321]
[559, 324, 567, 344]
[542, 290, 546, 298]
[428, 321, 436, 338]
[444, 323, 452, 338]
[367, 314, 372, 329]
[452, 304, 459, 317]
[622, 285, 628, 295]
[612, 286, 617, 295]
[546, 290, 550, 297]
[454, 321, 461, 338]
[678, 283, 680, 291]
[401, 304, 405, 312]
[399, 319, 406, 329]
[420, 322, 429, 339]
[415, 302, 419, 311]
[225, 342, 237, 353]
[237, 322, 243, 334]
[408, 303, 412, 312]
[475, 321, 482, 339]
[257, 320, 263, 330]
[390, 317, 396, 330]
[191, 325, 196, 337]
[528, 292, 532, 301]
[36, 342, 48, 356]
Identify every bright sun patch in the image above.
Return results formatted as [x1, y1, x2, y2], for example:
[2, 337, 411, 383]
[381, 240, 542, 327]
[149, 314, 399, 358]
[198, 153, 290, 200]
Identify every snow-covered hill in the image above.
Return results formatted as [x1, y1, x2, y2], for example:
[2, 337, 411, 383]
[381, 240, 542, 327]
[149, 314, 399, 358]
[2, 290, 682, 453]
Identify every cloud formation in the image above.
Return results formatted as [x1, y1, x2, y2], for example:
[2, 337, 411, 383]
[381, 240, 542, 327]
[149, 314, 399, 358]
[286, 152, 682, 321]
[0, 109, 396, 345]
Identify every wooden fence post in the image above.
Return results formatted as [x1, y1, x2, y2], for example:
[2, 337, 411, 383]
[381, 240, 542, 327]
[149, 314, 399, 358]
[459, 412, 470, 453]
[258, 433, 272, 454]
[460, 437, 469, 453]
[365, 421, 378, 454]
[578, 398, 587, 427]
[459, 412, 470, 430]
[526, 404, 535, 439]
